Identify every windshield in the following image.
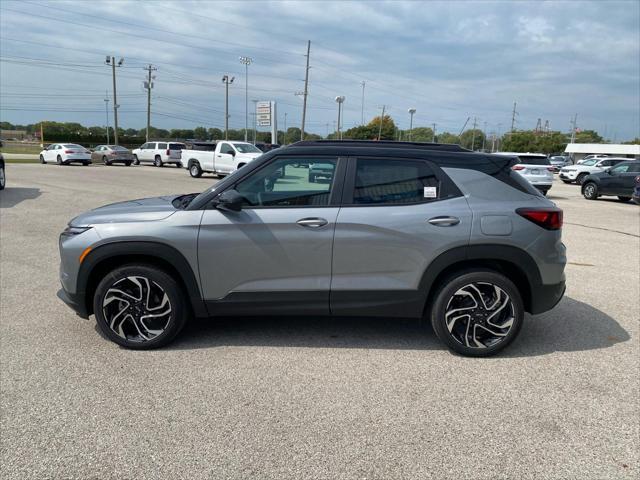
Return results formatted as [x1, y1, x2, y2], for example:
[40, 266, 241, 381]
[233, 143, 262, 154]
[63, 144, 83, 149]
[582, 159, 598, 166]
[516, 155, 550, 165]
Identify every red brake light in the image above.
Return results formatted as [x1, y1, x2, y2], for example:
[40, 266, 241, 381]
[516, 208, 563, 230]
[512, 165, 525, 171]
[64, 150, 74, 154]
[635, 176, 640, 184]
[546, 167, 555, 171]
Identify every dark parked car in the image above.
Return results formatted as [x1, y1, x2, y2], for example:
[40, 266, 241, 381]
[255, 142, 281, 153]
[549, 155, 571, 172]
[91, 145, 134, 166]
[632, 175, 640, 205]
[581, 161, 640, 202]
[0, 142, 5, 190]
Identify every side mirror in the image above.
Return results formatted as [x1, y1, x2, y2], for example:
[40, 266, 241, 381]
[230, 150, 236, 157]
[214, 189, 243, 212]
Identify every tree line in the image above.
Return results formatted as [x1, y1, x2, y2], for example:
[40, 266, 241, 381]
[2, 120, 637, 153]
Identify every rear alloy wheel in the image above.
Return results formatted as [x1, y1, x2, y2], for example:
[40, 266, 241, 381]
[154, 156, 163, 167]
[582, 182, 598, 200]
[618, 196, 631, 202]
[133, 155, 140, 165]
[93, 265, 187, 349]
[189, 162, 202, 178]
[102, 155, 111, 166]
[576, 173, 588, 185]
[57, 155, 62, 165]
[430, 270, 524, 357]
[40, 154, 45, 164]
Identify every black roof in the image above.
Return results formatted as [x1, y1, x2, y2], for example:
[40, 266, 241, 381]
[292, 140, 468, 152]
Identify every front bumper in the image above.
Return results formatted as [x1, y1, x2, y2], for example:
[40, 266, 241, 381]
[57, 288, 89, 319]
[559, 171, 578, 180]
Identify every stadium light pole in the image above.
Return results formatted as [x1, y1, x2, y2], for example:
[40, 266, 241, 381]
[239, 56, 252, 142]
[408, 108, 416, 141]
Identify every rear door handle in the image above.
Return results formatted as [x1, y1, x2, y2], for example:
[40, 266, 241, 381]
[297, 217, 328, 228]
[428, 216, 460, 227]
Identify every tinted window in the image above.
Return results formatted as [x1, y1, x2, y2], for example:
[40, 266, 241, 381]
[63, 144, 83, 149]
[234, 143, 262, 153]
[157, 143, 167, 149]
[629, 163, 640, 173]
[169, 143, 185, 150]
[517, 155, 550, 165]
[220, 143, 235, 155]
[235, 157, 336, 207]
[352, 158, 439, 205]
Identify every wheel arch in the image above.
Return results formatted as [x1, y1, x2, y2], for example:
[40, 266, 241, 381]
[78, 241, 208, 318]
[420, 245, 541, 315]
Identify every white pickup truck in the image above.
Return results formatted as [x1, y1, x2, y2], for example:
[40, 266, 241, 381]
[181, 141, 263, 178]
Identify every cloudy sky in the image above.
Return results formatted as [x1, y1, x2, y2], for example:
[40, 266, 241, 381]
[1, 0, 639, 139]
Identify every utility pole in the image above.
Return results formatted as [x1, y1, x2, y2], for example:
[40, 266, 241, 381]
[143, 64, 157, 142]
[570, 114, 578, 143]
[252, 99, 258, 144]
[335, 96, 345, 140]
[239, 56, 252, 142]
[105, 56, 124, 145]
[482, 121, 487, 151]
[510, 101, 518, 132]
[432, 123, 436, 142]
[471, 117, 478, 150]
[300, 40, 311, 141]
[222, 75, 235, 140]
[377, 105, 386, 140]
[104, 91, 110, 144]
[283, 112, 287, 145]
[360, 81, 366, 125]
[408, 108, 416, 140]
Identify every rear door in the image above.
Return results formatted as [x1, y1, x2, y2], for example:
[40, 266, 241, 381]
[607, 162, 640, 195]
[198, 155, 346, 315]
[331, 156, 471, 317]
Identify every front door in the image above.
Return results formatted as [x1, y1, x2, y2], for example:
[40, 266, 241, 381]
[216, 142, 236, 173]
[198, 155, 344, 315]
[331, 156, 472, 317]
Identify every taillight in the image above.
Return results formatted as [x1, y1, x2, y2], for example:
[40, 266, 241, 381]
[512, 165, 525, 171]
[516, 208, 563, 230]
[64, 150, 74, 154]
[635, 176, 640, 185]
[546, 167, 555, 171]
[166, 149, 170, 155]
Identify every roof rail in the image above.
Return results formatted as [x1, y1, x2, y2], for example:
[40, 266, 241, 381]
[290, 139, 468, 152]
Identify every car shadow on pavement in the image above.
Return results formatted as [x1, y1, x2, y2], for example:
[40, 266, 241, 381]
[167, 296, 629, 356]
[0, 187, 41, 208]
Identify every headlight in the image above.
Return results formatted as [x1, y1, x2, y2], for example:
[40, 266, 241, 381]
[61, 226, 92, 237]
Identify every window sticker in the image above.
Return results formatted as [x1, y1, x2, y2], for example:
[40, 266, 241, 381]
[424, 186, 437, 198]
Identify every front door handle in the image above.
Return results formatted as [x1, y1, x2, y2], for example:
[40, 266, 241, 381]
[428, 216, 460, 227]
[297, 217, 328, 228]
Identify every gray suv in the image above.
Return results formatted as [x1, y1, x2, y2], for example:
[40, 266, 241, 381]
[58, 141, 566, 356]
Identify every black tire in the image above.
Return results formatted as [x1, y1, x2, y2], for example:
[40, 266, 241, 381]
[154, 156, 163, 167]
[561, 179, 572, 184]
[83, 162, 90, 166]
[125, 161, 132, 166]
[57, 155, 62, 165]
[429, 269, 524, 357]
[0, 164, 5, 190]
[582, 182, 599, 200]
[93, 264, 188, 349]
[189, 162, 202, 178]
[176, 162, 183, 168]
[133, 155, 140, 165]
[102, 156, 111, 166]
[618, 196, 631, 202]
[40, 154, 45, 164]
[576, 173, 588, 185]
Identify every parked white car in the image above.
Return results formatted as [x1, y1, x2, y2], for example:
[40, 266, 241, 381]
[560, 157, 628, 184]
[181, 141, 263, 178]
[576, 154, 609, 165]
[132, 141, 185, 167]
[496, 152, 554, 195]
[39, 143, 92, 166]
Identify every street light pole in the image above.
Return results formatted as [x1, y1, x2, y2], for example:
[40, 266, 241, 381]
[239, 56, 252, 142]
[408, 108, 416, 141]
[104, 91, 110, 144]
[222, 75, 235, 140]
[360, 81, 365, 125]
[335, 96, 345, 140]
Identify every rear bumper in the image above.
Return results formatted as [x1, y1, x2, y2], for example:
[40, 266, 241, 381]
[529, 279, 565, 315]
[57, 288, 89, 319]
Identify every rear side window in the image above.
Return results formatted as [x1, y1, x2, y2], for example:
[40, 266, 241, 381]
[169, 143, 184, 150]
[351, 158, 440, 205]
[517, 155, 550, 165]
[157, 143, 167, 150]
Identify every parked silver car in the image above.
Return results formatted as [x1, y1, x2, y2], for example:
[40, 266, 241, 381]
[58, 141, 566, 356]
[91, 145, 134, 166]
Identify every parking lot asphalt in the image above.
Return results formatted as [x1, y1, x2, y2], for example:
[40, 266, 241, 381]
[1, 163, 638, 479]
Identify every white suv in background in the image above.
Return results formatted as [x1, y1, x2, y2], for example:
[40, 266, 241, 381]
[132, 142, 185, 167]
[560, 157, 627, 184]
[496, 152, 554, 195]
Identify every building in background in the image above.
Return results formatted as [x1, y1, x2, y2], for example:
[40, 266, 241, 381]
[565, 143, 640, 162]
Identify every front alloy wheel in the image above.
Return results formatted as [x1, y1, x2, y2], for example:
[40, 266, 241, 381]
[431, 271, 524, 356]
[94, 265, 187, 349]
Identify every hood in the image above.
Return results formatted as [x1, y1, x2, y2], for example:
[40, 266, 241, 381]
[70, 195, 180, 226]
[236, 152, 262, 160]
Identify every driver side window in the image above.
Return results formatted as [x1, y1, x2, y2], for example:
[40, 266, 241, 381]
[235, 157, 337, 207]
[220, 143, 235, 155]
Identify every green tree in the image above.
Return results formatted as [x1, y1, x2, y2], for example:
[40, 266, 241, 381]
[624, 137, 640, 144]
[194, 126, 208, 140]
[459, 129, 486, 150]
[437, 132, 460, 144]
[574, 129, 603, 143]
[208, 128, 223, 140]
[404, 127, 435, 142]
[501, 130, 537, 152]
[367, 115, 396, 140]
